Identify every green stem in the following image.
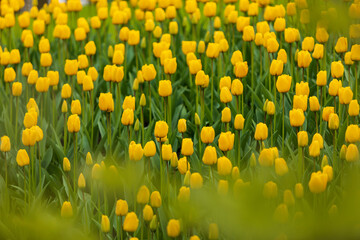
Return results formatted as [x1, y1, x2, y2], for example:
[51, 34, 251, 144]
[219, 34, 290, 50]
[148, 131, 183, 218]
[15, 97, 18, 144]
[74, 133, 77, 194]
[211, 59, 214, 123]
[282, 93, 285, 151]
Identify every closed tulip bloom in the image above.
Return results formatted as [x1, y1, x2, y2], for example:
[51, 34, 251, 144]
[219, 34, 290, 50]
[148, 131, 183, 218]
[201, 126, 215, 144]
[182, 41, 197, 55]
[275, 158, 288, 176]
[195, 70, 209, 88]
[316, 28, 329, 43]
[312, 44, 324, 59]
[270, 59, 284, 76]
[12, 82, 22, 97]
[83, 76, 94, 91]
[247, 2, 258, 16]
[351, 45, 360, 61]
[128, 30, 140, 46]
[149, 191, 162, 208]
[189, 59, 202, 75]
[61, 201, 73, 218]
[289, 109, 305, 127]
[217, 156, 232, 176]
[328, 79, 342, 96]
[242, 25, 255, 41]
[123, 212, 139, 232]
[218, 131, 235, 151]
[276, 74, 292, 93]
[165, 219, 181, 238]
[308, 171, 327, 193]
[47, 71, 59, 86]
[236, 16, 250, 33]
[340, 145, 347, 160]
[206, 43, 220, 58]
[274, 17, 285, 32]
[297, 131, 308, 147]
[220, 77, 231, 90]
[16, 149, 30, 167]
[67, 114, 80, 133]
[277, 49, 287, 64]
[178, 157, 190, 174]
[234, 114, 245, 130]
[339, 87, 353, 105]
[169, 21, 178, 35]
[349, 100, 359, 116]
[162, 144, 172, 161]
[129, 141, 143, 161]
[267, 38, 279, 53]
[122, 96, 135, 110]
[302, 37, 314, 52]
[91, 163, 102, 180]
[181, 138, 194, 156]
[178, 119, 186, 133]
[220, 87, 232, 103]
[254, 122, 268, 140]
[64, 60, 78, 76]
[309, 96, 320, 112]
[137, 185, 150, 204]
[331, 61, 344, 78]
[154, 121, 168, 139]
[263, 181, 278, 199]
[4, 68, 16, 83]
[258, 148, 275, 167]
[316, 71, 327, 86]
[116, 199, 128, 216]
[10, 49, 20, 65]
[309, 140, 320, 157]
[121, 109, 134, 126]
[231, 50, 243, 65]
[323, 165, 333, 182]
[335, 37, 348, 53]
[345, 125, 360, 143]
[63, 157, 71, 172]
[22, 128, 36, 146]
[35, 77, 50, 93]
[22, 62, 33, 77]
[231, 79, 243, 96]
[204, 2, 216, 17]
[144, 141, 156, 157]
[101, 215, 110, 233]
[61, 84, 72, 99]
[99, 92, 114, 112]
[142, 64, 156, 81]
[346, 144, 359, 162]
[345, 52, 354, 65]
[234, 61, 248, 78]
[293, 95, 307, 111]
[70, 100, 81, 115]
[312, 133, 324, 149]
[164, 58, 177, 75]
[297, 50, 312, 68]
[328, 113, 339, 130]
[202, 146, 217, 165]
[221, 107, 231, 122]
[188, 172, 203, 189]
[158, 80, 172, 97]
[0, 136, 10, 152]
[85, 41, 96, 55]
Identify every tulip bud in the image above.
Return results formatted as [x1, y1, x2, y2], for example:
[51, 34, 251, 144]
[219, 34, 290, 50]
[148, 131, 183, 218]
[63, 157, 71, 172]
[61, 201, 73, 218]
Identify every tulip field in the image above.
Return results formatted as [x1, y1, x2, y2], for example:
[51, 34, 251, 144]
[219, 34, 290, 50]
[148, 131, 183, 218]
[1, 0, 360, 239]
